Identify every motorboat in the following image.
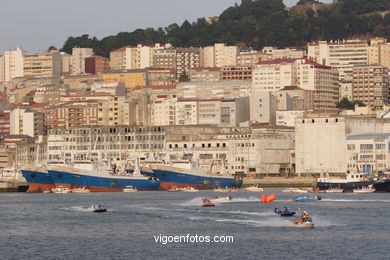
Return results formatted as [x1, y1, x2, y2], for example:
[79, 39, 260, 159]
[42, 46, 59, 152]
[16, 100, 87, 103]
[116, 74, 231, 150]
[325, 187, 343, 193]
[274, 207, 296, 217]
[201, 198, 215, 207]
[92, 204, 107, 213]
[51, 186, 71, 194]
[293, 195, 321, 202]
[245, 185, 263, 192]
[123, 185, 138, 192]
[282, 187, 309, 193]
[210, 196, 231, 202]
[42, 190, 52, 194]
[214, 187, 238, 192]
[353, 185, 375, 193]
[293, 220, 315, 228]
[181, 187, 199, 192]
[71, 187, 90, 193]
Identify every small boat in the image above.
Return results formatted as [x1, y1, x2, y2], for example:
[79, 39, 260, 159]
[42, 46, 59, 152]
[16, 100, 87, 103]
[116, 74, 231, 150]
[293, 195, 321, 202]
[210, 196, 231, 202]
[123, 185, 138, 192]
[202, 198, 215, 207]
[326, 187, 343, 193]
[245, 185, 263, 192]
[71, 187, 90, 193]
[42, 190, 52, 194]
[274, 207, 296, 217]
[353, 185, 375, 193]
[51, 186, 71, 194]
[181, 187, 199, 192]
[167, 187, 180, 192]
[293, 220, 315, 228]
[92, 204, 107, 213]
[282, 187, 310, 193]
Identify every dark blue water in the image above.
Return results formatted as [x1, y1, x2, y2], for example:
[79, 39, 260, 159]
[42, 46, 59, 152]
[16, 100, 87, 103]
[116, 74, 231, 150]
[1, 190, 389, 260]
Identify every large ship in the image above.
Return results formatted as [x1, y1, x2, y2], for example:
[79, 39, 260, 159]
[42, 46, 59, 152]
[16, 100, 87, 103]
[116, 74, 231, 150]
[150, 163, 243, 190]
[47, 162, 160, 191]
[21, 167, 55, 192]
[316, 172, 390, 192]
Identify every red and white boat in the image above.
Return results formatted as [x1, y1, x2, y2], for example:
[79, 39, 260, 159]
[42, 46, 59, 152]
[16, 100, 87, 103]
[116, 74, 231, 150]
[202, 198, 215, 207]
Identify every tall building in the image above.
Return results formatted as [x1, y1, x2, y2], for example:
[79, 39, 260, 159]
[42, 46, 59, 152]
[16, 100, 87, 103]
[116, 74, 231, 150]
[109, 46, 136, 70]
[23, 50, 62, 78]
[176, 48, 202, 79]
[70, 47, 93, 75]
[0, 56, 5, 82]
[202, 43, 239, 68]
[153, 48, 176, 69]
[368, 37, 387, 65]
[379, 42, 390, 69]
[352, 65, 389, 111]
[4, 47, 26, 81]
[85, 55, 109, 74]
[10, 107, 44, 137]
[253, 58, 339, 109]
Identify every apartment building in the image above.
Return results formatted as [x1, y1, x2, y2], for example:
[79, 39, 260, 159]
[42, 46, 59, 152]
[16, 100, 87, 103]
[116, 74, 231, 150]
[23, 50, 62, 78]
[85, 55, 109, 74]
[263, 47, 304, 59]
[220, 65, 252, 81]
[236, 51, 270, 66]
[71, 47, 93, 75]
[10, 107, 44, 137]
[352, 65, 389, 111]
[190, 67, 220, 82]
[4, 47, 26, 81]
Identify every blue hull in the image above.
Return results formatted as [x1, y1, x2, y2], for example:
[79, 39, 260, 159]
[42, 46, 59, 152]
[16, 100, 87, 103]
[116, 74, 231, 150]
[317, 180, 390, 192]
[152, 168, 243, 190]
[20, 170, 55, 192]
[48, 170, 160, 191]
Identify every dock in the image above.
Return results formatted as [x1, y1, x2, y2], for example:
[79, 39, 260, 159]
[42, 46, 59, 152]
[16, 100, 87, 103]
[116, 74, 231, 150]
[243, 177, 317, 188]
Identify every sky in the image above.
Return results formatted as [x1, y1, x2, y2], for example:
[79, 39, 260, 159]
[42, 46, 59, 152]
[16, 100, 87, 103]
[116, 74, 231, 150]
[0, 0, 333, 54]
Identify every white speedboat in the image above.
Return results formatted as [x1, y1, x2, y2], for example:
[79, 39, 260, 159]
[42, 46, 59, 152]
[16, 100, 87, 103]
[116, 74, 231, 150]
[123, 185, 138, 192]
[353, 185, 375, 193]
[282, 188, 309, 193]
[326, 188, 343, 193]
[245, 185, 263, 192]
[293, 221, 315, 228]
[51, 186, 71, 194]
[181, 187, 199, 192]
[71, 187, 90, 193]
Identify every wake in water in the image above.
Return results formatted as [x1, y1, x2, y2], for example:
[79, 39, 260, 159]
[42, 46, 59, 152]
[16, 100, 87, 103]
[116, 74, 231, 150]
[321, 198, 390, 203]
[177, 196, 260, 206]
[60, 206, 96, 212]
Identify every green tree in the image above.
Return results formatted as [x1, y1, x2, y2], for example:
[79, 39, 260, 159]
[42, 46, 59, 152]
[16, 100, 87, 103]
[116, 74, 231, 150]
[336, 98, 365, 110]
[178, 70, 190, 82]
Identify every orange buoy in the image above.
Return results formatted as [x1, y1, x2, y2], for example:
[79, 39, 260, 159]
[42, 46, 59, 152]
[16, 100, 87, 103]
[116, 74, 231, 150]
[260, 195, 266, 203]
[265, 193, 276, 203]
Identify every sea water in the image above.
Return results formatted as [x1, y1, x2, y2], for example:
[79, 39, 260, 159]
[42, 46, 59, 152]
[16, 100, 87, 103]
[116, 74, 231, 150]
[0, 189, 389, 260]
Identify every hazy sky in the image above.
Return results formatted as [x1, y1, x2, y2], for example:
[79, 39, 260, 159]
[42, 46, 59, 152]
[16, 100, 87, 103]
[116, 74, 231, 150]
[0, 0, 332, 54]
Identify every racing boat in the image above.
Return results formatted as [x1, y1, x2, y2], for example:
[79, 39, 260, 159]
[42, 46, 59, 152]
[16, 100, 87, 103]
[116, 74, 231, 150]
[293, 195, 321, 202]
[92, 204, 107, 213]
[201, 198, 215, 207]
[245, 185, 263, 192]
[274, 207, 296, 216]
[293, 220, 315, 228]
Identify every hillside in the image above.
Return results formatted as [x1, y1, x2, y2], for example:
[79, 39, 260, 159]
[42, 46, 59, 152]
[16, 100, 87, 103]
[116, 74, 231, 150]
[60, 0, 390, 57]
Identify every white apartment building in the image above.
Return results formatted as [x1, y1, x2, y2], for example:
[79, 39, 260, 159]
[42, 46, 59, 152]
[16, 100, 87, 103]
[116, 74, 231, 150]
[262, 47, 304, 59]
[0, 56, 4, 82]
[175, 100, 198, 125]
[151, 97, 176, 126]
[346, 133, 390, 174]
[4, 47, 26, 81]
[253, 58, 339, 109]
[10, 107, 44, 138]
[202, 43, 239, 68]
[71, 47, 93, 75]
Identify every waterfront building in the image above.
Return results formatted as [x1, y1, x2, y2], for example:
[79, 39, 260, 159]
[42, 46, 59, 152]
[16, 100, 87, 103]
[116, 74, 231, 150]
[46, 125, 295, 177]
[23, 50, 61, 78]
[70, 47, 93, 75]
[346, 133, 390, 174]
[85, 55, 109, 74]
[352, 65, 389, 111]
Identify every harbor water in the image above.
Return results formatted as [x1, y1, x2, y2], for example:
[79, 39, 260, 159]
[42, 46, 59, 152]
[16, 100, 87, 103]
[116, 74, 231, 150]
[1, 190, 389, 259]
